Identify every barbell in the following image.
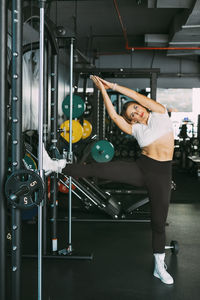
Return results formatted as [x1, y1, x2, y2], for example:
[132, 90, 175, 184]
[165, 240, 179, 254]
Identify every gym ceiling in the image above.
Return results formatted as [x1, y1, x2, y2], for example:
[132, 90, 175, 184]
[45, 0, 200, 58]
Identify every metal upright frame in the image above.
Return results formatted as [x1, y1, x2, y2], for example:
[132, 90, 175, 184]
[50, 53, 59, 254]
[23, 3, 60, 259]
[0, 1, 8, 299]
[58, 38, 92, 259]
[67, 38, 74, 253]
[77, 67, 159, 138]
[55, 38, 92, 260]
[150, 72, 157, 100]
[37, 1, 47, 299]
[42, 32, 49, 258]
[10, 1, 23, 299]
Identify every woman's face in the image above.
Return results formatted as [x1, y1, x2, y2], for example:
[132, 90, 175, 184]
[125, 103, 148, 124]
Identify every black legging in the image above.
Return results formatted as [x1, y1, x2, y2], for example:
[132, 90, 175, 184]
[63, 154, 172, 253]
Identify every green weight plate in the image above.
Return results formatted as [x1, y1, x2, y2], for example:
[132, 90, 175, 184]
[23, 153, 37, 170]
[91, 140, 115, 163]
[62, 94, 85, 119]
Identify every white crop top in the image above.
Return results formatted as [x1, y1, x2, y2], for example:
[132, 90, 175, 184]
[131, 109, 173, 148]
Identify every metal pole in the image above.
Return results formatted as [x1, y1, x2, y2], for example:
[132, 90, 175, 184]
[11, 0, 23, 299]
[68, 38, 74, 252]
[150, 72, 157, 101]
[38, 1, 46, 299]
[42, 39, 49, 257]
[58, 38, 75, 256]
[0, 0, 8, 299]
[92, 86, 99, 139]
[99, 93, 105, 140]
[50, 54, 59, 254]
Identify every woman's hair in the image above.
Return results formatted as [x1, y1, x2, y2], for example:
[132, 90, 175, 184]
[121, 101, 138, 124]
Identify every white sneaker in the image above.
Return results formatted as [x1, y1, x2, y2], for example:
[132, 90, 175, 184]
[153, 253, 174, 284]
[42, 144, 67, 174]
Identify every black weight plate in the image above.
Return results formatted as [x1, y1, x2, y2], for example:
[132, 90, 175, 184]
[5, 169, 44, 209]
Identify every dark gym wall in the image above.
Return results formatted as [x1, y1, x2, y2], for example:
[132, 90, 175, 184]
[97, 52, 200, 89]
[46, 0, 200, 90]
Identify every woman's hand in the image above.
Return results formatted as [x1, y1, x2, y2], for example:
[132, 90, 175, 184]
[90, 76, 115, 91]
[97, 77, 114, 89]
[90, 75, 105, 92]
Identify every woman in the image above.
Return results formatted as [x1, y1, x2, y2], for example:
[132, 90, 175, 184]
[43, 76, 174, 285]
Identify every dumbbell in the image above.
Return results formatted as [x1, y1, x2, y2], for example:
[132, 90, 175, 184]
[165, 240, 179, 254]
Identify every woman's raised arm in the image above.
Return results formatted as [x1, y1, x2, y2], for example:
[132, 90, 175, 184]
[97, 77, 165, 114]
[91, 76, 132, 135]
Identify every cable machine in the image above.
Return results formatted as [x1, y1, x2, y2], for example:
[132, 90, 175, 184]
[4, 1, 93, 298]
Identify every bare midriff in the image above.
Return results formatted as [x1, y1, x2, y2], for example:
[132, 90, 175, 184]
[141, 131, 174, 161]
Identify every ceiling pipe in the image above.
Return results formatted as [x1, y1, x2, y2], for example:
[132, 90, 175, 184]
[113, 0, 200, 51]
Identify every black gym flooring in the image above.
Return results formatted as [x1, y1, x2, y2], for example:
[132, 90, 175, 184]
[7, 167, 200, 300]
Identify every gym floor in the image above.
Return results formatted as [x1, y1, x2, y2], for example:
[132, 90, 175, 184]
[7, 168, 200, 300]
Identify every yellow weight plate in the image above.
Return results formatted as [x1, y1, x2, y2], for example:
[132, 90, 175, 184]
[60, 120, 83, 143]
[82, 120, 92, 139]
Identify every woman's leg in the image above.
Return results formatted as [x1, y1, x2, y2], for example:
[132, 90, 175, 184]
[146, 172, 172, 253]
[136, 155, 172, 253]
[137, 155, 173, 284]
[63, 161, 145, 187]
[148, 174, 174, 284]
